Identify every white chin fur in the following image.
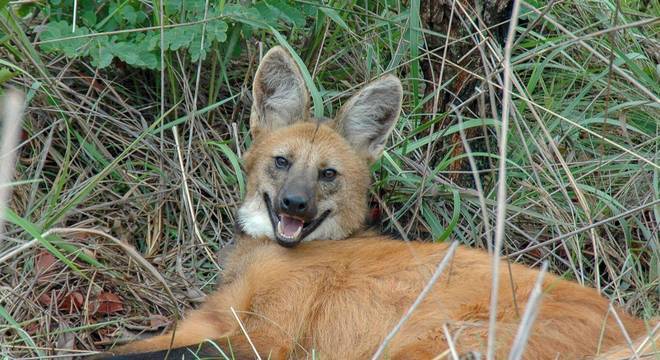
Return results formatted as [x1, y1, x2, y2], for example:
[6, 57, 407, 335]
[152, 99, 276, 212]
[237, 195, 275, 239]
[238, 194, 349, 242]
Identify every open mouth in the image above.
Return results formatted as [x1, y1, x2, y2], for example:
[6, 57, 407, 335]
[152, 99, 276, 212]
[263, 193, 330, 247]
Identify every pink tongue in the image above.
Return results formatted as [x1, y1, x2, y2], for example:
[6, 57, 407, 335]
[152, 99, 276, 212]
[280, 215, 304, 237]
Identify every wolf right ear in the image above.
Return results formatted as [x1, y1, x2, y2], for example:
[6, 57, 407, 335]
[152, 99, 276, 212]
[250, 46, 310, 139]
[334, 75, 403, 163]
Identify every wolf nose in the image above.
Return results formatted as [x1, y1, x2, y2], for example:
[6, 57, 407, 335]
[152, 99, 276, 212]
[281, 195, 308, 215]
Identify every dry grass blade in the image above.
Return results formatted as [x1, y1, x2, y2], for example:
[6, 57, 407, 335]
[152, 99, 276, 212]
[172, 124, 220, 269]
[509, 198, 660, 257]
[627, 323, 660, 358]
[46, 227, 179, 315]
[521, 2, 660, 104]
[443, 323, 460, 360]
[0, 90, 24, 233]
[452, 102, 492, 251]
[508, 261, 548, 360]
[231, 306, 262, 360]
[0, 238, 37, 264]
[607, 303, 642, 360]
[371, 242, 459, 360]
[487, 1, 522, 358]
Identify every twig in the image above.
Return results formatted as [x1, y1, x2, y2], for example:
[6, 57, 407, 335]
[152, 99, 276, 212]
[371, 242, 459, 360]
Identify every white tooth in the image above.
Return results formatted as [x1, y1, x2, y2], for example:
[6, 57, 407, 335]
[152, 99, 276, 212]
[276, 220, 302, 240]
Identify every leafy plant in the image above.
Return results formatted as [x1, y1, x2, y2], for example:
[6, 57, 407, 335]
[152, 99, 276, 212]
[37, 0, 318, 69]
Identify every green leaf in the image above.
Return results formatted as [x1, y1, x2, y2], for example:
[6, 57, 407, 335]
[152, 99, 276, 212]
[120, 4, 139, 25]
[225, 5, 269, 29]
[3, 208, 85, 276]
[39, 21, 91, 58]
[319, 7, 350, 31]
[0, 305, 45, 357]
[189, 30, 210, 62]
[300, 3, 317, 17]
[207, 20, 228, 43]
[89, 36, 113, 68]
[254, 2, 281, 25]
[0, 67, 17, 84]
[112, 41, 159, 69]
[399, 118, 500, 154]
[143, 31, 161, 51]
[421, 203, 444, 240]
[268, 0, 306, 27]
[181, 0, 208, 15]
[209, 142, 245, 197]
[164, 0, 185, 15]
[436, 190, 461, 242]
[164, 26, 195, 51]
[80, 10, 97, 28]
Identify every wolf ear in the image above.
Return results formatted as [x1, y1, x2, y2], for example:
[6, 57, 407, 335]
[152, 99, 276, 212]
[334, 75, 403, 162]
[250, 46, 310, 139]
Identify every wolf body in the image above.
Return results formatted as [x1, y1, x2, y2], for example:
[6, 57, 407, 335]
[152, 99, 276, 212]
[105, 47, 653, 359]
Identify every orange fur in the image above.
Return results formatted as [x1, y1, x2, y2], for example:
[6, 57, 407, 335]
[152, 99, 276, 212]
[113, 238, 651, 359]
[107, 47, 655, 359]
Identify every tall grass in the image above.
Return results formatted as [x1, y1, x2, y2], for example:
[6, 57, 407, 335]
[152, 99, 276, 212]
[0, 0, 658, 357]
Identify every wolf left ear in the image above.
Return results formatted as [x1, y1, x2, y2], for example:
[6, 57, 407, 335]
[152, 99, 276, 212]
[250, 46, 310, 139]
[334, 75, 403, 163]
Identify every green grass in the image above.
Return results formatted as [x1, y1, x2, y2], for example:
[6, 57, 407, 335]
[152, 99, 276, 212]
[0, 0, 658, 357]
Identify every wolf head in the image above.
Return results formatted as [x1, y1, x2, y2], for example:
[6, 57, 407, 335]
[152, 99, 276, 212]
[237, 46, 403, 247]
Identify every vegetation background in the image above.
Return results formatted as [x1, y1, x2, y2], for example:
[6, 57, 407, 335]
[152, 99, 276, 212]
[0, 0, 658, 357]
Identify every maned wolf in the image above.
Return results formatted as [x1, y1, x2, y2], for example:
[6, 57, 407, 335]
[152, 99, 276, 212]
[102, 47, 655, 359]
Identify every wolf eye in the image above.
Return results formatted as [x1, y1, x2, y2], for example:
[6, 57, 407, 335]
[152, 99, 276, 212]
[320, 168, 337, 181]
[274, 156, 289, 169]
